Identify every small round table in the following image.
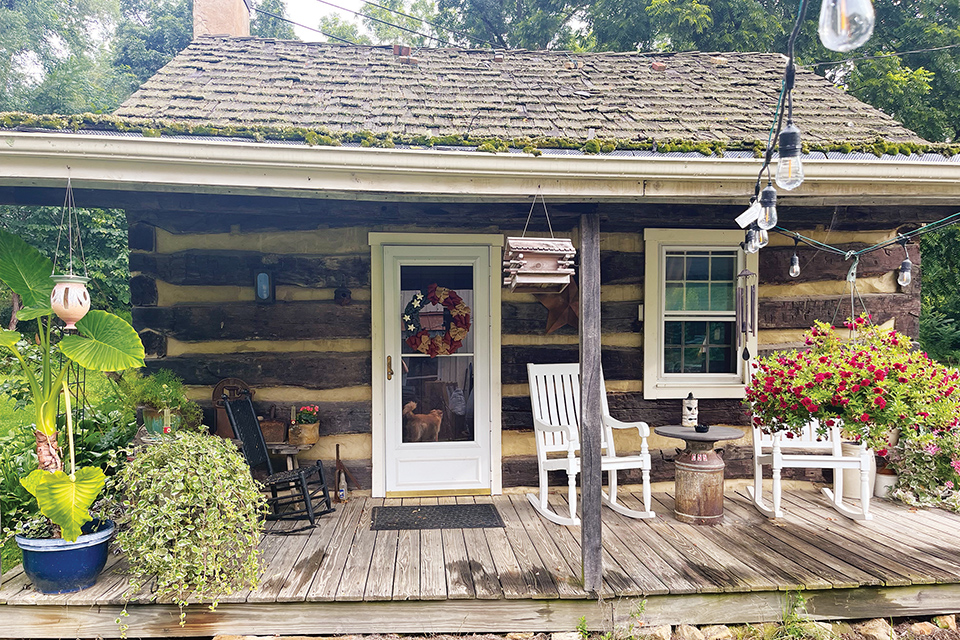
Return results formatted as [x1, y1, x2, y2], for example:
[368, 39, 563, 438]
[654, 425, 744, 525]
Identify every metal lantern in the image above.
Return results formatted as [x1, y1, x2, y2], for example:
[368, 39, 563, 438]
[502, 236, 576, 293]
[50, 274, 91, 330]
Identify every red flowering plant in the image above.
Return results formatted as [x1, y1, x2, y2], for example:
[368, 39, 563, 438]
[296, 404, 320, 424]
[746, 315, 960, 508]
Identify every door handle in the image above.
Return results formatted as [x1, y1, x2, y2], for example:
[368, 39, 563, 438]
[387, 355, 394, 380]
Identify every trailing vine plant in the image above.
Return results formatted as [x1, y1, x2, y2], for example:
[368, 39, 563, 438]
[115, 432, 267, 631]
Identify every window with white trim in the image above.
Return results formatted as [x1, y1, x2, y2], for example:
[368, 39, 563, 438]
[643, 229, 758, 400]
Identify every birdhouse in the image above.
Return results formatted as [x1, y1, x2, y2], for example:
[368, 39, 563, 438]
[502, 236, 576, 293]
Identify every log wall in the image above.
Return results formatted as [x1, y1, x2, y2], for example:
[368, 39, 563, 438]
[127, 197, 921, 489]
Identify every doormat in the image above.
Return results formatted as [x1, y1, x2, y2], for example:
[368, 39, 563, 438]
[371, 504, 504, 531]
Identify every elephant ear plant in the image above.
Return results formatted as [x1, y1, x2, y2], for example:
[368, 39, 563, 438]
[0, 229, 145, 541]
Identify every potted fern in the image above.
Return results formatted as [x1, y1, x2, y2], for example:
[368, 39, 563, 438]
[0, 229, 145, 593]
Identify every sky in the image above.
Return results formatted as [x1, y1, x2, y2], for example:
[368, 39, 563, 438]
[281, 0, 365, 41]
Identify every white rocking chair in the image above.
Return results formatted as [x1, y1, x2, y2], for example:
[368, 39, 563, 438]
[747, 419, 873, 521]
[526, 362, 655, 526]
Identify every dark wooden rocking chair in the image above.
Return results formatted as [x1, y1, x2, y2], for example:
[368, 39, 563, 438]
[223, 390, 334, 525]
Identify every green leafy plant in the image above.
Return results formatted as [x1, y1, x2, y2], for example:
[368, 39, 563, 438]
[116, 432, 267, 617]
[19, 383, 106, 541]
[0, 229, 144, 541]
[577, 616, 590, 640]
[116, 369, 204, 431]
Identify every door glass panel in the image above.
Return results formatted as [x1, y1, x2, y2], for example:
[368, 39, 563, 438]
[399, 265, 474, 443]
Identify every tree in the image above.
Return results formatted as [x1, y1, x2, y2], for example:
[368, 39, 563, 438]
[29, 53, 134, 115]
[920, 226, 960, 364]
[319, 14, 373, 45]
[0, 0, 121, 112]
[318, 0, 438, 47]
[250, 0, 297, 40]
[843, 0, 960, 142]
[112, 0, 192, 87]
[435, 0, 590, 49]
[361, 0, 439, 47]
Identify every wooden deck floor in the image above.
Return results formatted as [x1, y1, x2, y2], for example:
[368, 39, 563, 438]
[3, 484, 960, 637]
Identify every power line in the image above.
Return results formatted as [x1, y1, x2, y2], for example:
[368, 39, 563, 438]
[310, 0, 454, 46]
[809, 42, 960, 67]
[356, 0, 497, 48]
[255, 7, 357, 44]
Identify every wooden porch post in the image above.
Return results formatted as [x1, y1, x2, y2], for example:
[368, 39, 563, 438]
[579, 213, 602, 593]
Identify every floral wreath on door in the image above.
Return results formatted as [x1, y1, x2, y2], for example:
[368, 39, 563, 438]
[402, 283, 471, 357]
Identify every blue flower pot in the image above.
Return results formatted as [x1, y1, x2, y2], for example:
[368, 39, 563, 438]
[15, 519, 114, 594]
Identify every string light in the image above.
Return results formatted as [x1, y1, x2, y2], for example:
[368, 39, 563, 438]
[789, 239, 801, 278]
[897, 238, 913, 287]
[739, 0, 876, 233]
[743, 226, 759, 254]
[758, 184, 778, 230]
[818, 0, 875, 52]
[756, 228, 770, 250]
[745, 0, 808, 231]
[769, 211, 960, 280]
[775, 121, 804, 190]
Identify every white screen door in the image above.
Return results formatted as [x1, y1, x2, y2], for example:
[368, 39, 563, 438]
[382, 244, 493, 496]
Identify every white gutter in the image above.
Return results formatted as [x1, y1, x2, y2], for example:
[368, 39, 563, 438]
[1, 130, 959, 204]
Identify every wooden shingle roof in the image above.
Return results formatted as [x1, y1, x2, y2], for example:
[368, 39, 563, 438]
[114, 36, 923, 145]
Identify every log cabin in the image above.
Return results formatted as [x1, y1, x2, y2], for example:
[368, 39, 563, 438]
[2, 0, 959, 501]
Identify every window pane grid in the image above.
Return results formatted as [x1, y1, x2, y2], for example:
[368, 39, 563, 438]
[663, 250, 737, 313]
[662, 249, 738, 375]
[663, 320, 735, 374]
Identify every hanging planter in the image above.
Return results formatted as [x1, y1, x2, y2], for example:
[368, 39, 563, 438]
[50, 274, 91, 330]
[50, 177, 92, 330]
[503, 194, 576, 293]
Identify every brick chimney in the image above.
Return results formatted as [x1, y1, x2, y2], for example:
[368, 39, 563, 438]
[194, 0, 251, 37]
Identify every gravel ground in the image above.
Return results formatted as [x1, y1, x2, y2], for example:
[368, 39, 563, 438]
[208, 614, 960, 640]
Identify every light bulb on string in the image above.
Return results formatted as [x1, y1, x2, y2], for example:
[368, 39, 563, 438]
[818, 0, 875, 52]
[756, 228, 769, 249]
[898, 260, 912, 287]
[758, 184, 777, 230]
[775, 122, 804, 191]
[789, 239, 801, 278]
[897, 239, 912, 287]
[743, 228, 758, 254]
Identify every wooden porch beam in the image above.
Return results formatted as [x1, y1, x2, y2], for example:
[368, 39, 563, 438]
[579, 212, 602, 593]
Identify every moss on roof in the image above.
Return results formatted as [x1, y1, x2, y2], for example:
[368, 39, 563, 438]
[3, 112, 959, 159]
